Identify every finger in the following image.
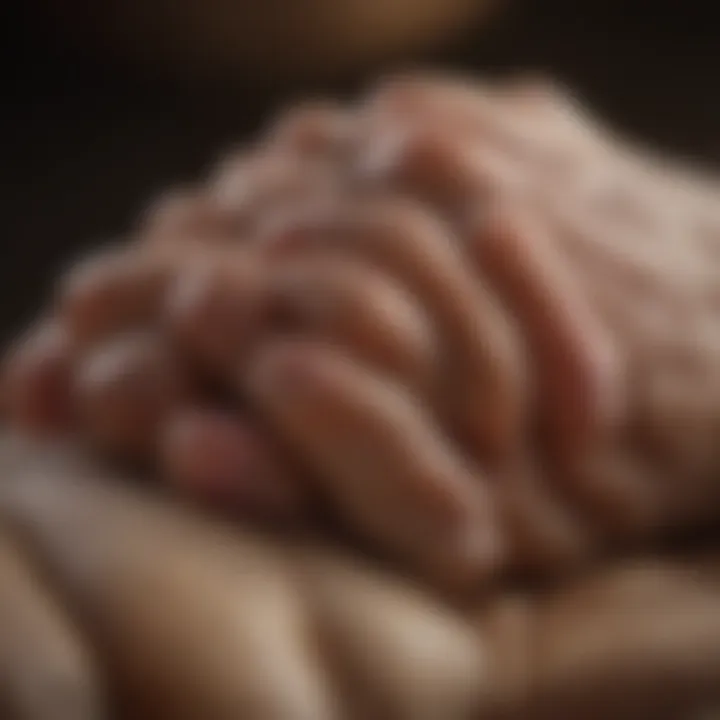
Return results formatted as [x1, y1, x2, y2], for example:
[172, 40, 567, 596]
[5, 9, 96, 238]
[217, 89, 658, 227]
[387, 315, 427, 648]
[160, 408, 309, 525]
[523, 554, 720, 719]
[140, 188, 246, 247]
[60, 240, 258, 364]
[0, 531, 103, 720]
[354, 122, 522, 215]
[264, 101, 354, 159]
[0, 437, 494, 720]
[56, 246, 172, 348]
[262, 198, 526, 466]
[2, 321, 75, 436]
[73, 332, 195, 463]
[363, 73, 496, 132]
[565, 446, 664, 539]
[534, 199, 689, 532]
[0, 440, 336, 720]
[244, 339, 504, 592]
[361, 74, 528, 170]
[365, 74, 604, 168]
[630, 369, 720, 531]
[466, 205, 662, 537]
[498, 457, 594, 574]
[209, 151, 341, 224]
[467, 204, 625, 462]
[266, 256, 438, 390]
[166, 253, 267, 378]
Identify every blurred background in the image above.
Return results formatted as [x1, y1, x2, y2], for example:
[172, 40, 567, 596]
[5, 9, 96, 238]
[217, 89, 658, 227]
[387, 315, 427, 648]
[2, 0, 719, 344]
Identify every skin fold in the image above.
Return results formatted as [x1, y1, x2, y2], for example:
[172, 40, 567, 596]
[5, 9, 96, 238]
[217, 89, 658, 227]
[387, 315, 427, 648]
[3, 75, 720, 595]
[0, 435, 717, 719]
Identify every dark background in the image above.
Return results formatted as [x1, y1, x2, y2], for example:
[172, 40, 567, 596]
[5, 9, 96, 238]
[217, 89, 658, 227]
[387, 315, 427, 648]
[2, 0, 719, 343]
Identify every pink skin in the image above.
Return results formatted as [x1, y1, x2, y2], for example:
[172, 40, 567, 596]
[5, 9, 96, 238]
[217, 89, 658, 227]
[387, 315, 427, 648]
[2, 322, 76, 436]
[161, 409, 306, 524]
[166, 254, 268, 377]
[72, 332, 196, 461]
[259, 197, 526, 468]
[263, 102, 354, 159]
[57, 248, 174, 348]
[243, 338, 503, 591]
[468, 205, 624, 463]
[5, 76, 720, 593]
[140, 188, 247, 246]
[8, 238, 312, 524]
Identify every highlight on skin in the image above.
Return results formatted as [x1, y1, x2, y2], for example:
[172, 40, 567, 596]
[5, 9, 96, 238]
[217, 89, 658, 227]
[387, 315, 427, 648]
[3, 73, 720, 594]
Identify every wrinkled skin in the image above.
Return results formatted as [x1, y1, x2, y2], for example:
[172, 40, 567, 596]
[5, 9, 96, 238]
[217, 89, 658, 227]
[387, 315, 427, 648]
[3, 75, 720, 595]
[0, 435, 718, 720]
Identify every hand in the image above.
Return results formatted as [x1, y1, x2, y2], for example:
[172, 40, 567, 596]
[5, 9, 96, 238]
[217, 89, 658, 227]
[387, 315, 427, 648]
[0, 435, 719, 719]
[178, 76, 720, 585]
[4, 75, 720, 594]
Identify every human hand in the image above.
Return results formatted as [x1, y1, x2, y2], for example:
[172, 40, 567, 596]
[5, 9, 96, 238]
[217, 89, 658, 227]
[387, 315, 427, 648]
[0, 434, 719, 719]
[4, 75, 720, 594]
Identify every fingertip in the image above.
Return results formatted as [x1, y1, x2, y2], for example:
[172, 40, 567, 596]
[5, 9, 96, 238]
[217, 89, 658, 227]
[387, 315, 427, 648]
[57, 247, 170, 346]
[165, 257, 267, 374]
[73, 333, 194, 461]
[161, 409, 256, 498]
[2, 321, 76, 436]
[160, 408, 306, 522]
